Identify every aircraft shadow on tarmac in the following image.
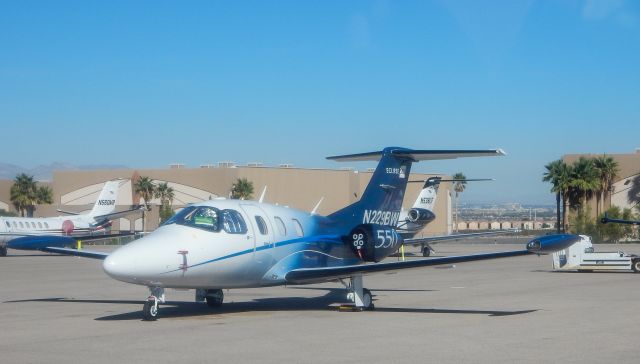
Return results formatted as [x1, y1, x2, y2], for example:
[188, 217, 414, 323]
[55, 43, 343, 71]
[5, 290, 537, 320]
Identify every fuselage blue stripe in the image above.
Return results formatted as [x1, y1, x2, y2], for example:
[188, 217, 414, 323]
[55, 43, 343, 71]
[161, 234, 343, 274]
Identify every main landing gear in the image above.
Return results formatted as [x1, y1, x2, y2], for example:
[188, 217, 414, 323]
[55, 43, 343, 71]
[143, 287, 165, 321]
[195, 288, 224, 307]
[0, 246, 7, 257]
[421, 243, 434, 257]
[343, 275, 374, 311]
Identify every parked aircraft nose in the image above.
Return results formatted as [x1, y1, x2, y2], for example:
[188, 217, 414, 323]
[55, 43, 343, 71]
[103, 248, 137, 283]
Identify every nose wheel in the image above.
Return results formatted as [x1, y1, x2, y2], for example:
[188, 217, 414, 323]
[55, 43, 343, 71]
[143, 287, 165, 321]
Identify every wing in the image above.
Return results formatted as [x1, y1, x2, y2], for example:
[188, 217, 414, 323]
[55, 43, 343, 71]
[7, 232, 135, 251]
[285, 234, 581, 284]
[403, 230, 518, 246]
[286, 250, 530, 284]
[41, 247, 108, 260]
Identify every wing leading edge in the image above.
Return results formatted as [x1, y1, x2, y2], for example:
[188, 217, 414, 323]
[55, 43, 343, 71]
[41, 247, 109, 260]
[403, 230, 519, 246]
[285, 250, 531, 284]
[285, 234, 581, 284]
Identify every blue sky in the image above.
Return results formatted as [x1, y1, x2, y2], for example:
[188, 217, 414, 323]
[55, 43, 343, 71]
[1, 0, 639, 204]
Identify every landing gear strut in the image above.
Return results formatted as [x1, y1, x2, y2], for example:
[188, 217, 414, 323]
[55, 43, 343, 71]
[0, 246, 7, 257]
[421, 243, 434, 257]
[196, 288, 224, 307]
[344, 275, 374, 311]
[143, 287, 165, 321]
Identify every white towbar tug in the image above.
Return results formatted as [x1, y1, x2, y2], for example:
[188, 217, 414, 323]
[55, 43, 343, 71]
[552, 235, 640, 273]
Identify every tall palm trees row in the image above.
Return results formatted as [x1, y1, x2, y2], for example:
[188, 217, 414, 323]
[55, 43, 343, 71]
[9, 173, 53, 217]
[543, 155, 619, 233]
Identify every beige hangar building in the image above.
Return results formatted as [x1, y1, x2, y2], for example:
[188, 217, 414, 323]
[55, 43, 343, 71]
[0, 164, 454, 235]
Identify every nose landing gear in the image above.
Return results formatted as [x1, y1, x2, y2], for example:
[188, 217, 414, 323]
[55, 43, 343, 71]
[142, 287, 165, 321]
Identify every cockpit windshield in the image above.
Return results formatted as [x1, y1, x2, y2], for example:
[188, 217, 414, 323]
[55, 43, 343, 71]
[163, 206, 247, 234]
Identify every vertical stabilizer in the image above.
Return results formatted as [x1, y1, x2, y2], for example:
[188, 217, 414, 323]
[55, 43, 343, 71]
[87, 180, 121, 218]
[327, 147, 413, 228]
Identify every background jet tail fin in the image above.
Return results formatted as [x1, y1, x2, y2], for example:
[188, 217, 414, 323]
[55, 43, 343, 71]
[87, 180, 121, 219]
[410, 177, 441, 211]
[407, 177, 493, 211]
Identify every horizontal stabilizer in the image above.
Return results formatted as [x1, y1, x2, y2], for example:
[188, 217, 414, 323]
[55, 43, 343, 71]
[93, 206, 145, 221]
[327, 148, 506, 162]
[408, 178, 494, 184]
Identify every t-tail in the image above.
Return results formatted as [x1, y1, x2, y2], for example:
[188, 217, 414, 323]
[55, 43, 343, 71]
[408, 177, 493, 213]
[411, 177, 441, 211]
[326, 147, 505, 229]
[87, 180, 121, 220]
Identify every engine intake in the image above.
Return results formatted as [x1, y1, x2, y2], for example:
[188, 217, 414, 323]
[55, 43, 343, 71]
[347, 224, 403, 262]
[407, 208, 436, 223]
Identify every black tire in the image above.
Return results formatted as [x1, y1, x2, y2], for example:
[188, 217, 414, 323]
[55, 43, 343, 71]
[422, 247, 431, 257]
[362, 289, 374, 311]
[205, 289, 224, 307]
[578, 269, 593, 273]
[0, 246, 7, 257]
[143, 300, 158, 321]
[632, 260, 640, 273]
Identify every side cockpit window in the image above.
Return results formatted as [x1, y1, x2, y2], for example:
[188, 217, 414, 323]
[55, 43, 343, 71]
[163, 206, 221, 232]
[221, 210, 248, 234]
[274, 216, 286, 236]
[255, 216, 268, 235]
[292, 218, 304, 237]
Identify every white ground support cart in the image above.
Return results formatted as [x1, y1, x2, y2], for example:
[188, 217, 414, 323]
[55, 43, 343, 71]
[552, 235, 640, 272]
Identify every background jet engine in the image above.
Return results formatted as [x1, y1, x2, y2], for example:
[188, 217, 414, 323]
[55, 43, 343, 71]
[407, 208, 436, 224]
[347, 224, 403, 262]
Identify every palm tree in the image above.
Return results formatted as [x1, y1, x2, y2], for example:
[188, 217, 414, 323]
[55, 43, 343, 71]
[593, 155, 619, 216]
[134, 176, 156, 232]
[568, 157, 601, 214]
[154, 182, 175, 223]
[452, 172, 466, 232]
[231, 178, 254, 200]
[36, 186, 53, 204]
[628, 174, 640, 209]
[10, 174, 37, 217]
[543, 160, 570, 233]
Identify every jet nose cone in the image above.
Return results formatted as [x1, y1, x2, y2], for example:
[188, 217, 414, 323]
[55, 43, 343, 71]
[103, 249, 136, 283]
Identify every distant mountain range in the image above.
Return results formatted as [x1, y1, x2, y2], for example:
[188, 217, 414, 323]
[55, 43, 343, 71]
[0, 162, 129, 181]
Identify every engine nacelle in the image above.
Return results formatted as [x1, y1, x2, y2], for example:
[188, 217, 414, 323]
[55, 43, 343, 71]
[407, 208, 436, 224]
[347, 224, 404, 262]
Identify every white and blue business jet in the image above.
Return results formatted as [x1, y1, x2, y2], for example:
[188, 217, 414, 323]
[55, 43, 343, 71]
[13, 147, 580, 320]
